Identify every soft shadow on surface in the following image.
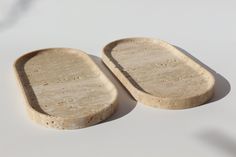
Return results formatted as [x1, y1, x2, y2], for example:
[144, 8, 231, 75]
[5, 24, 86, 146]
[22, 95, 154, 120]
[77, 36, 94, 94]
[174, 46, 231, 104]
[197, 129, 236, 157]
[90, 55, 137, 121]
[0, 0, 35, 31]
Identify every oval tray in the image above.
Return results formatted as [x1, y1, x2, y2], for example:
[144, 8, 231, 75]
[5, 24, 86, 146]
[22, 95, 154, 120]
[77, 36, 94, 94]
[102, 38, 215, 109]
[14, 48, 118, 129]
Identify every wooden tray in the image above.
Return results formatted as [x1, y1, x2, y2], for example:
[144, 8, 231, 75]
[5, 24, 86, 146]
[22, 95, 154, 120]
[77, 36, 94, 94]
[14, 48, 118, 129]
[102, 38, 215, 109]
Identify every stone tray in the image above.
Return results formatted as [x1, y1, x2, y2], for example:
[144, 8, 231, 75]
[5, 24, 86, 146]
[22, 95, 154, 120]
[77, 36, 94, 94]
[14, 48, 118, 129]
[102, 38, 215, 109]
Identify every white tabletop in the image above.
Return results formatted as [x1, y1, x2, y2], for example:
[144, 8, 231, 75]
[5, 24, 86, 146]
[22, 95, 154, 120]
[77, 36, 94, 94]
[0, 0, 235, 156]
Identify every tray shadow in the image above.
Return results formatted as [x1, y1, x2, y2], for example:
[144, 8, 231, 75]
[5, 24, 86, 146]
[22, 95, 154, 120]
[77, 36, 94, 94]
[174, 46, 231, 104]
[197, 129, 236, 157]
[0, 0, 35, 31]
[90, 55, 137, 122]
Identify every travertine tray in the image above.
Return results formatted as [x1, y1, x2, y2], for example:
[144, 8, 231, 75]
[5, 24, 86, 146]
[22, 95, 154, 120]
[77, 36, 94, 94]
[102, 38, 215, 109]
[14, 48, 118, 129]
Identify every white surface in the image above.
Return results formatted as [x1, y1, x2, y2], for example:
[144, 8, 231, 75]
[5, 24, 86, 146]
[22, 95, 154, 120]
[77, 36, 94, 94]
[0, 0, 235, 156]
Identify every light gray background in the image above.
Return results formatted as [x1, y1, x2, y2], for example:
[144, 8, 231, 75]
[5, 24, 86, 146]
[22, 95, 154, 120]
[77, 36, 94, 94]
[0, 0, 235, 156]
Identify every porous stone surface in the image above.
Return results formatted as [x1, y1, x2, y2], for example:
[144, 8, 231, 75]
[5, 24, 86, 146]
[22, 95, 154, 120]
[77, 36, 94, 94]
[15, 48, 118, 129]
[102, 38, 215, 109]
